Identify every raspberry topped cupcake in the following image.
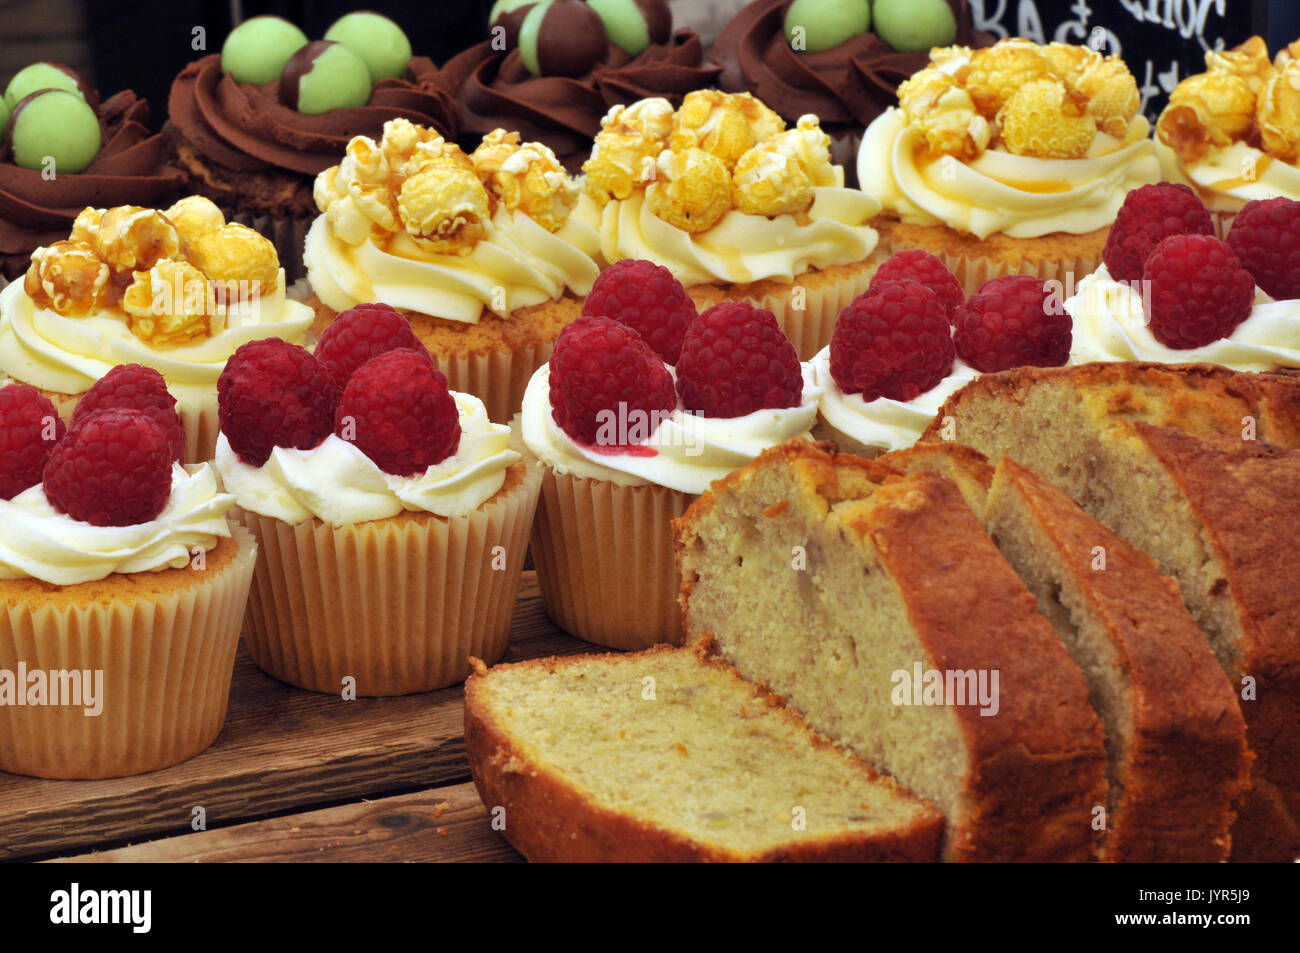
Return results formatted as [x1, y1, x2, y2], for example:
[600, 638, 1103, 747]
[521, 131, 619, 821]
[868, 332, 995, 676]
[214, 322, 542, 696]
[0, 375, 255, 779]
[165, 12, 456, 277]
[523, 260, 822, 649]
[859, 39, 1160, 293]
[304, 118, 600, 423]
[578, 91, 884, 359]
[0, 198, 314, 462]
[1066, 185, 1300, 370]
[0, 63, 182, 281]
[811, 251, 1071, 455]
[1156, 36, 1300, 234]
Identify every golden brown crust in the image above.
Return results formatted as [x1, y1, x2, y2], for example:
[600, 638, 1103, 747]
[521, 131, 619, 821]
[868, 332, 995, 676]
[463, 647, 946, 862]
[876, 444, 994, 516]
[684, 257, 876, 306]
[872, 215, 1109, 270]
[996, 458, 1250, 861]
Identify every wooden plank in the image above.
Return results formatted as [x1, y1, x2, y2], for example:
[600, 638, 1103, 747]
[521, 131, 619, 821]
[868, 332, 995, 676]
[0, 573, 586, 861]
[51, 782, 524, 864]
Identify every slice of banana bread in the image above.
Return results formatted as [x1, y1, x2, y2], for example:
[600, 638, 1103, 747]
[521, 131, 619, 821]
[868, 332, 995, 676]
[464, 647, 945, 862]
[675, 440, 1108, 861]
[984, 457, 1250, 861]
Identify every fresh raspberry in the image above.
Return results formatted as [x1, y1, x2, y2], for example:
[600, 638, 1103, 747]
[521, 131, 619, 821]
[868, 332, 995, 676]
[953, 275, 1071, 372]
[675, 302, 802, 417]
[0, 385, 66, 500]
[43, 409, 172, 526]
[829, 281, 954, 401]
[217, 339, 338, 467]
[548, 316, 676, 446]
[1143, 234, 1255, 349]
[867, 250, 965, 322]
[314, 302, 428, 388]
[335, 350, 461, 476]
[1226, 197, 1300, 300]
[1102, 183, 1214, 281]
[74, 364, 186, 461]
[580, 258, 697, 364]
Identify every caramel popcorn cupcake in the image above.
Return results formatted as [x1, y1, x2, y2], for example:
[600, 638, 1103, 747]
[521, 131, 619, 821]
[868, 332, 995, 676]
[577, 90, 884, 359]
[304, 118, 601, 423]
[0, 197, 314, 462]
[859, 40, 1160, 293]
[1156, 36, 1300, 235]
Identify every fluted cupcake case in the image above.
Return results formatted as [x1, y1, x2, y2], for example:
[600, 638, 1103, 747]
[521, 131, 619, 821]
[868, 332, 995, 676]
[236, 459, 543, 696]
[0, 526, 257, 780]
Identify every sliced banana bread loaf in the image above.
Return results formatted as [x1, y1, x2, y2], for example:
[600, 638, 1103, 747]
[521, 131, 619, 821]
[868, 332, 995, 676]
[463, 647, 945, 862]
[675, 440, 1108, 861]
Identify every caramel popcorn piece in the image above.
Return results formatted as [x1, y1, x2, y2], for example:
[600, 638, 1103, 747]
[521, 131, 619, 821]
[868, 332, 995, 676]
[998, 78, 1096, 159]
[899, 68, 991, 161]
[23, 241, 111, 317]
[188, 223, 280, 297]
[583, 98, 675, 204]
[731, 142, 814, 217]
[1207, 36, 1276, 94]
[961, 39, 1055, 116]
[646, 147, 731, 232]
[672, 90, 785, 170]
[69, 207, 105, 246]
[1157, 72, 1257, 161]
[165, 196, 226, 250]
[765, 115, 838, 188]
[397, 157, 491, 254]
[94, 206, 182, 274]
[122, 258, 220, 347]
[1258, 61, 1300, 163]
[471, 130, 578, 232]
[1041, 42, 1101, 84]
[1276, 39, 1300, 69]
[379, 116, 471, 179]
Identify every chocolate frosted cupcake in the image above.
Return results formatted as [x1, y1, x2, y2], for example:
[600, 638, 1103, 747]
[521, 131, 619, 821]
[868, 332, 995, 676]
[438, 0, 719, 171]
[0, 64, 182, 281]
[164, 13, 457, 278]
[714, 0, 991, 176]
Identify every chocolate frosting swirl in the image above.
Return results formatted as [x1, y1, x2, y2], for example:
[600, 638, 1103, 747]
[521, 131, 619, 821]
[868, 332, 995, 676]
[0, 91, 182, 279]
[437, 31, 721, 170]
[714, 0, 991, 130]
[166, 53, 458, 179]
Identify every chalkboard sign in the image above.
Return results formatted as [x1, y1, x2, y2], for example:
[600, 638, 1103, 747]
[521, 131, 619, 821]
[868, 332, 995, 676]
[971, 0, 1270, 119]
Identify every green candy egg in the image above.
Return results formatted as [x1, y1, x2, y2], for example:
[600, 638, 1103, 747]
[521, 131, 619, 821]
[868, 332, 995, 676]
[281, 41, 373, 115]
[489, 0, 536, 25]
[783, 0, 870, 53]
[9, 89, 101, 174]
[0, 98, 10, 140]
[519, 0, 607, 77]
[324, 12, 413, 83]
[221, 16, 309, 84]
[5, 63, 86, 109]
[518, 1, 552, 76]
[588, 0, 655, 56]
[873, 0, 957, 53]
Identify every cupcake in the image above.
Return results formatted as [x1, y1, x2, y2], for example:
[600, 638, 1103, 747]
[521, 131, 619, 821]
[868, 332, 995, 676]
[164, 12, 457, 279]
[214, 331, 541, 696]
[523, 273, 822, 650]
[858, 39, 1160, 294]
[714, 0, 992, 180]
[437, 0, 719, 172]
[0, 197, 314, 462]
[577, 91, 883, 360]
[304, 118, 600, 423]
[0, 377, 255, 779]
[1066, 186, 1300, 371]
[811, 251, 1068, 455]
[0, 63, 183, 281]
[1155, 36, 1300, 236]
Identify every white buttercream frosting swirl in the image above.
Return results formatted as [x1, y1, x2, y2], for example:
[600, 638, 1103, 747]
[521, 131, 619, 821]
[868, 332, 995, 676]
[1155, 139, 1300, 213]
[215, 392, 519, 525]
[857, 108, 1161, 239]
[0, 463, 235, 586]
[1065, 264, 1300, 370]
[303, 207, 601, 324]
[521, 362, 821, 495]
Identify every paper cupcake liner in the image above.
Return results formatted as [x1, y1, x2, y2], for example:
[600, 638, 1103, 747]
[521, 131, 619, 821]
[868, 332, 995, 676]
[811, 418, 886, 460]
[224, 209, 313, 285]
[436, 339, 554, 426]
[0, 526, 257, 780]
[530, 467, 694, 651]
[1215, 211, 1239, 240]
[237, 460, 543, 696]
[36, 386, 219, 464]
[874, 230, 1103, 297]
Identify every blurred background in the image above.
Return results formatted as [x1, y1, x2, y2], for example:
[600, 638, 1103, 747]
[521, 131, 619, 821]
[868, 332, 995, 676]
[0, 0, 1294, 128]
